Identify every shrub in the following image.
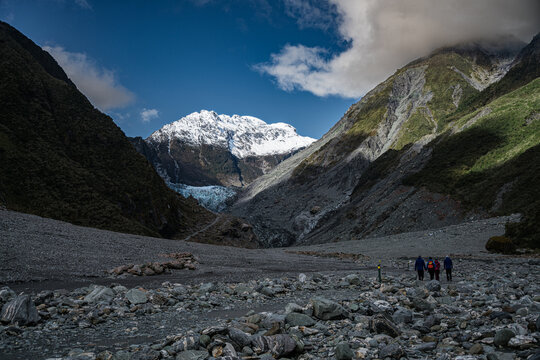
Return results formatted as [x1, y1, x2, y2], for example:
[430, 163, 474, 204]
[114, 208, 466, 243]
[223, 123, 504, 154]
[485, 236, 516, 254]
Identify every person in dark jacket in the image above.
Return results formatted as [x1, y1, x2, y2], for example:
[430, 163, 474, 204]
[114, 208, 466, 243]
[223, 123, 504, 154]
[415, 256, 426, 280]
[444, 256, 453, 281]
[426, 257, 435, 280]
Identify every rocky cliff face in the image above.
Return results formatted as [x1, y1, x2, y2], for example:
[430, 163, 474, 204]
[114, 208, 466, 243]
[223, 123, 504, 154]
[231, 37, 538, 248]
[134, 111, 315, 188]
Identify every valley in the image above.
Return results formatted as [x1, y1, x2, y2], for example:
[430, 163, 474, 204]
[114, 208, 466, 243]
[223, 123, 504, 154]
[0, 4, 539, 359]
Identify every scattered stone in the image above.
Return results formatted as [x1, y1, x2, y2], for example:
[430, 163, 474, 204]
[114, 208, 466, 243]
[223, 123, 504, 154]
[251, 334, 296, 358]
[125, 289, 148, 305]
[83, 286, 114, 304]
[311, 297, 347, 320]
[426, 280, 441, 292]
[379, 343, 403, 359]
[369, 314, 401, 338]
[469, 343, 483, 354]
[335, 342, 354, 360]
[285, 312, 315, 327]
[1, 295, 40, 326]
[493, 329, 515, 347]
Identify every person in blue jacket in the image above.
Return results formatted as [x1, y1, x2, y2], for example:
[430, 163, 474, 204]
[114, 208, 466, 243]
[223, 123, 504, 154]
[444, 256, 453, 281]
[415, 256, 426, 280]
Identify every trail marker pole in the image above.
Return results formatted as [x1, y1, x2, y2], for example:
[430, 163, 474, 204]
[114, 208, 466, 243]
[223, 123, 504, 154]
[378, 260, 382, 283]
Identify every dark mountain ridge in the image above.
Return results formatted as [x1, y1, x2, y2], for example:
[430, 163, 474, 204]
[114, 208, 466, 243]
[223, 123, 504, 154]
[0, 21, 214, 239]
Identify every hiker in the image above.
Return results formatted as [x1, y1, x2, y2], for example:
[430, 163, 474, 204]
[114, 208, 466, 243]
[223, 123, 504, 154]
[434, 258, 441, 281]
[444, 255, 453, 281]
[414, 256, 426, 280]
[426, 257, 435, 280]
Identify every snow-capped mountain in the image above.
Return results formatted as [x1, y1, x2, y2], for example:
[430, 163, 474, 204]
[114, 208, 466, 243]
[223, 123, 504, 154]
[130, 111, 316, 208]
[148, 110, 315, 159]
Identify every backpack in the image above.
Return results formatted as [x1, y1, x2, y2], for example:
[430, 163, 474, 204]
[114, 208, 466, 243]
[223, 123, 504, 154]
[427, 260, 434, 270]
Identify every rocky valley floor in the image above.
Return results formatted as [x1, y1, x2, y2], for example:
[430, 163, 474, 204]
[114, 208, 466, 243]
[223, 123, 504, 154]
[0, 209, 538, 360]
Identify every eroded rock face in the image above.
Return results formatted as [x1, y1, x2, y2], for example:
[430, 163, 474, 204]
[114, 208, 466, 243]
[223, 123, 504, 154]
[1, 295, 40, 326]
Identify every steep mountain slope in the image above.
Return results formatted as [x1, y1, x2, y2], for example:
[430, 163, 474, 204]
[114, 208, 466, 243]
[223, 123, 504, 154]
[134, 110, 315, 188]
[231, 37, 538, 248]
[0, 21, 214, 239]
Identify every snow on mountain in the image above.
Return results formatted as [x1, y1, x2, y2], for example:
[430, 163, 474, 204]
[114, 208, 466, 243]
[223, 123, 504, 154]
[148, 110, 316, 158]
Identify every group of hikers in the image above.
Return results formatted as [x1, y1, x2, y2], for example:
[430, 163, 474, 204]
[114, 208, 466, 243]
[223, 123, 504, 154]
[414, 256, 453, 281]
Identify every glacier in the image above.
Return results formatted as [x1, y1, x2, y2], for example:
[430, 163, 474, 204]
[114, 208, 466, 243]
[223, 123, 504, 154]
[168, 183, 237, 212]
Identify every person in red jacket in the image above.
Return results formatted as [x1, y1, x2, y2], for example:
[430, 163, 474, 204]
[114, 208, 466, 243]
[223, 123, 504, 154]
[434, 259, 441, 281]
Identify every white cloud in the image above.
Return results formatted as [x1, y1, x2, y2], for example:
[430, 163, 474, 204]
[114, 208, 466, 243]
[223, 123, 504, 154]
[74, 0, 92, 10]
[43, 45, 135, 111]
[259, 0, 540, 98]
[141, 108, 159, 123]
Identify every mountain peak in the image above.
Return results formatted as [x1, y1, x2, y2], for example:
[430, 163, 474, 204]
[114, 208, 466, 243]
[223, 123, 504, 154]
[148, 110, 315, 158]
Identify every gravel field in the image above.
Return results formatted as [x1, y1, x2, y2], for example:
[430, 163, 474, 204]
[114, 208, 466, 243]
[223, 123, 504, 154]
[0, 209, 519, 292]
[0, 209, 538, 360]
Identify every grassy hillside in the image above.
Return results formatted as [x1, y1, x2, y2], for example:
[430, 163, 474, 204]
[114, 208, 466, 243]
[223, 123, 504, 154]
[0, 21, 214, 238]
[405, 79, 540, 248]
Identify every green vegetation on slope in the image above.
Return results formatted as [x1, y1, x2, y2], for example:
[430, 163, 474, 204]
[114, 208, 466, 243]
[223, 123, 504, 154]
[405, 78, 540, 248]
[0, 21, 213, 238]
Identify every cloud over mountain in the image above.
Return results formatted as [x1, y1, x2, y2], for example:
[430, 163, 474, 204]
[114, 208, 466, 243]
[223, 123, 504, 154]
[259, 0, 540, 98]
[44, 45, 134, 111]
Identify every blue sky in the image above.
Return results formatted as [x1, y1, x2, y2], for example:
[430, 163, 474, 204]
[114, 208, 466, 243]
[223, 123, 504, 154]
[0, 0, 353, 139]
[1, 0, 538, 139]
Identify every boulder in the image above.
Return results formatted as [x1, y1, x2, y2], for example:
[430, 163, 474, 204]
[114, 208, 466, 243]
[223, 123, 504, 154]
[493, 329, 515, 347]
[392, 308, 413, 324]
[285, 312, 316, 327]
[1, 294, 40, 326]
[411, 297, 434, 311]
[125, 288, 148, 305]
[379, 343, 404, 359]
[83, 286, 114, 304]
[228, 328, 252, 348]
[426, 280, 441, 292]
[369, 314, 401, 338]
[175, 350, 208, 360]
[0, 287, 16, 303]
[311, 297, 348, 320]
[345, 274, 361, 285]
[251, 334, 296, 357]
[335, 342, 354, 360]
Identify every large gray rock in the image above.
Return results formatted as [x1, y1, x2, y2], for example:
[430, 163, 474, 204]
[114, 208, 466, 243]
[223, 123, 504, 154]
[379, 343, 404, 359]
[175, 350, 208, 360]
[251, 334, 296, 357]
[392, 308, 413, 324]
[0, 287, 15, 303]
[369, 314, 401, 338]
[228, 328, 252, 348]
[345, 274, 361, 285]
[285, 312, 316, 327]
[125, 288, 148, 305]
[1, 294, 40, 326]
[414, 342, 437, 352]
[426, 280, 441, 292]
[311, 297, 348, 320]
[335, 342, 354, 360]
[83, 286, 114, 303]
[411, 297, 434, 311]
[493, 329, 516, 347]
